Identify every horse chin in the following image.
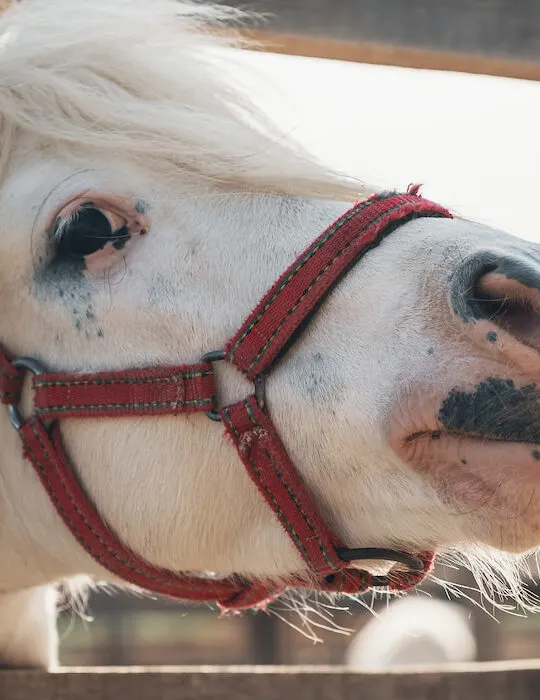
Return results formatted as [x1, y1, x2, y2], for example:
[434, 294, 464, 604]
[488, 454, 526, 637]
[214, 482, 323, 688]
[392, 429, 540, 553]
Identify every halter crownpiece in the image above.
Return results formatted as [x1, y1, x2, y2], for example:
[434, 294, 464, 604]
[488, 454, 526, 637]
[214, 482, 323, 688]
[0, 189, 451, 611]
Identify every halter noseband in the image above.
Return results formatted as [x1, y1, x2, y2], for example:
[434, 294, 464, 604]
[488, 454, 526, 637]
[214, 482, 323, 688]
[0, 188, 451, 611]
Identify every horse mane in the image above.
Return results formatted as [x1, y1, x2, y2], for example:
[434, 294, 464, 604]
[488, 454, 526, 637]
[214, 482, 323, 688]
[0, 0, 365, 199]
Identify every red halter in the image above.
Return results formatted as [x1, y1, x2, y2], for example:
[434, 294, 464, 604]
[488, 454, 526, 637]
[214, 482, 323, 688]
[0, 189, 451, 611]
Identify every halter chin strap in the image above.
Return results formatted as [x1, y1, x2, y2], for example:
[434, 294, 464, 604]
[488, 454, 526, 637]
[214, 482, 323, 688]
[0, 189, 451, 611]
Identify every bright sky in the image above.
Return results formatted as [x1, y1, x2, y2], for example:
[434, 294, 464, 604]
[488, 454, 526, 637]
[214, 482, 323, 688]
[239, 51, 540, 242]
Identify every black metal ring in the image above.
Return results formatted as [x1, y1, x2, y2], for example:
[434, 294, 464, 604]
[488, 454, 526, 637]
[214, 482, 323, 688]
[253, 374, 267, 412]
[7, 356, 47, 431]
[201, 350, 226, 421]
[335, 546, 424, 573]
[201, 350, 267, 422]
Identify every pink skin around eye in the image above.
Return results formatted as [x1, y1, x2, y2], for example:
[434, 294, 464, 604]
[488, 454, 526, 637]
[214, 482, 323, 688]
[53, 192, 150, 275]
[84, 241, 128, 275]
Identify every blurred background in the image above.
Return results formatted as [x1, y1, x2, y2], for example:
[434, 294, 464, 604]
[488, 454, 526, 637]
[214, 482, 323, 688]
[59, 562, 540, 667]
[49, 0, 540, 669]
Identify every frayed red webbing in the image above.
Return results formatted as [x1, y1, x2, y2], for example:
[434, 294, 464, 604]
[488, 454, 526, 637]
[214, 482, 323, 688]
[32, 363, 216, 419]
[0, 349, 24, 405]
[222, 395, 345, 576]
[20, 416, 271, 609]
[2, 190, 444, 612]
[227, 192, 452, 379]
[221, 396, 434, 597]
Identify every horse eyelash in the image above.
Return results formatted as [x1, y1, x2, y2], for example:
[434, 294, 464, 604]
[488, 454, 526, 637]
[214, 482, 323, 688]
[51, 204, 132, 245]
[51, 209, 81, 242]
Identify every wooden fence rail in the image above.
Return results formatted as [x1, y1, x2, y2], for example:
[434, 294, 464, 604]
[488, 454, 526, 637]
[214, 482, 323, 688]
[2, 662, 540, 700]
[231, 0, 540, 80]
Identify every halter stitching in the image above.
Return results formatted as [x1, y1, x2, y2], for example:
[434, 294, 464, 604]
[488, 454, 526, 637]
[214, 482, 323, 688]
[222, 405, 312, 565]
[244, 400, 340, 572]
[23, 421, 236, 594]
[34, 368, 212, 388]
[228, 199, 372, 361]
[35, 397, 213, 414]
[246, 201, 421, 373]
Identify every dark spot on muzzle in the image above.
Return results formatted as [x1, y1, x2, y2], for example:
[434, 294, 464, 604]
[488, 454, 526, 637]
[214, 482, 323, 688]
[439, 378, 540, 443]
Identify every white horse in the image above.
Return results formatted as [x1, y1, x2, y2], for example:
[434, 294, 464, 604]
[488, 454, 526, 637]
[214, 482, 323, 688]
[1, 0, 539, 669]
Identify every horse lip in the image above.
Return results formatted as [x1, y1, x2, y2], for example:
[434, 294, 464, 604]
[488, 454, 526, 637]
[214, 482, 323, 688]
[400, 429, 540, 486]
[407, 428, 540, 446]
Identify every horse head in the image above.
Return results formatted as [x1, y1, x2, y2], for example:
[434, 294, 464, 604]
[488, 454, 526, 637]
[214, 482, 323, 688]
[0, 0, 539, 667]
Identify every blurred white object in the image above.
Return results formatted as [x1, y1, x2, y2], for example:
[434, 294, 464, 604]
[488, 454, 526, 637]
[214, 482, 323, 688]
[346, 597, 477, 669]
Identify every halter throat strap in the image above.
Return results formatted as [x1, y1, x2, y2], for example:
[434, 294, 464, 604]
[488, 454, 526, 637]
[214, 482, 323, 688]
[0, 189, 451, 611]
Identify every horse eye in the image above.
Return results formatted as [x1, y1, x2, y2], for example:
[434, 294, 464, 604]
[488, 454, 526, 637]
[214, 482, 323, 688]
[54, 204, 129, 259]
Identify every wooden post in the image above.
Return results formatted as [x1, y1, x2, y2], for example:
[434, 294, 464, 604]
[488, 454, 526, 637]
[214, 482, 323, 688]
[247, 613, 280, 665]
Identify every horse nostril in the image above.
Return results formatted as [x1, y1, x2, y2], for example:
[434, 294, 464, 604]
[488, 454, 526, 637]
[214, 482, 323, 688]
[453, 253, 540, 349]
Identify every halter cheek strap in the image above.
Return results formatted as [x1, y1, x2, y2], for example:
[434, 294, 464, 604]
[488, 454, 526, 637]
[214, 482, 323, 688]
[0, 189, 451, 611]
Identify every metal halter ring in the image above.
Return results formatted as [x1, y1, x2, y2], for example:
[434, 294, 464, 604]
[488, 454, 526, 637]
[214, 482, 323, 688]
[8, 356, 46, 431]
[201, 350, 266, 422]
[334, 547, 425, 588]
[335, 547, 424, 571]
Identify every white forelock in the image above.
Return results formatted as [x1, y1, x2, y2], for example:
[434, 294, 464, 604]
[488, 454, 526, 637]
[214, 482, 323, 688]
[0, 0, 366, 197]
